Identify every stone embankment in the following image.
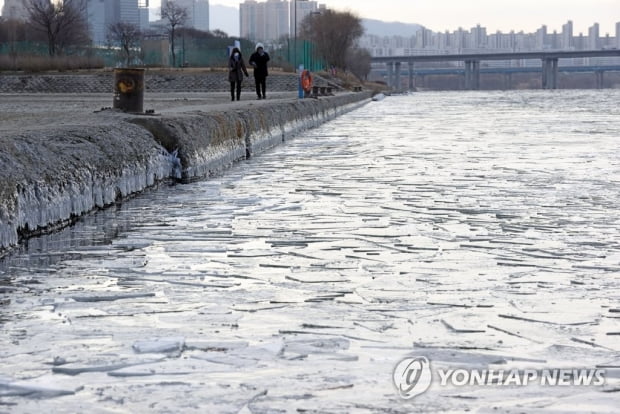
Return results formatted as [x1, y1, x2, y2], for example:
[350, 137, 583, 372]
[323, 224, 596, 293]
[0, 79, 371, 253]
[0, 71, 307, 93]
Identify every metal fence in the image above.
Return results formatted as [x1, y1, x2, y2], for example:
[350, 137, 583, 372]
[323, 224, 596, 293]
[0, 37, 325, 71]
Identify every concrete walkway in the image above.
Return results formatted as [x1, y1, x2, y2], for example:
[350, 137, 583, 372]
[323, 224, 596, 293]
[0, 92, 299, 132]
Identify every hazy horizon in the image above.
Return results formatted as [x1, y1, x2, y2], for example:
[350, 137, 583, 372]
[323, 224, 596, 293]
[1, 0, 618, 36]
[191, 0, 617, 35]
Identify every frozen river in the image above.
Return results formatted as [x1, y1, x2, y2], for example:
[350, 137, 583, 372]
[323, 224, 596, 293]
[1, 90, 619, 412]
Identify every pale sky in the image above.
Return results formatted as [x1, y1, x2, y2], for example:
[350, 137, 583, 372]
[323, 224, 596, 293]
[1, 1, 617, 35]
[205, 0, 619, 35]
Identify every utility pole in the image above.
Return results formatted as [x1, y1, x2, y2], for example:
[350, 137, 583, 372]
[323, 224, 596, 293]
[294, 0, 297, 71]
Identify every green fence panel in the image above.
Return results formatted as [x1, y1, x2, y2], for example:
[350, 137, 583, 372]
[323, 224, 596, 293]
[0, 37, 324, 71]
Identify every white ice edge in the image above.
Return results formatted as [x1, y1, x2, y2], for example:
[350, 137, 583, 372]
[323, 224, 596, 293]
[0, 95, 371, 251]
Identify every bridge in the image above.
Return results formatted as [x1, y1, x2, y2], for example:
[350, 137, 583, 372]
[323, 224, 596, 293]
[371, 49, 620, 90]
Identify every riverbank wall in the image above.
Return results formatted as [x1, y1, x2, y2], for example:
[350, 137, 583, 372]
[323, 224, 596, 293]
[0, 71, 304, 93]
[0, 92, 372, 253]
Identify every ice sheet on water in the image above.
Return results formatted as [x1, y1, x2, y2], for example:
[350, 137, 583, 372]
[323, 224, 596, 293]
[70, 292, 156, 303]
[184, 340, 249, 352]
[284, 337, 350, 355]
[192, 340, 284, 366]
[197, 304, 243, 323]
[132, 337, 185, 354]
[285, 272, 348, 284]
[410, 346, 546, 368]
[2, 91, 619, 411]
[52, 358, 165, 375]
[0, 376, 78, 398]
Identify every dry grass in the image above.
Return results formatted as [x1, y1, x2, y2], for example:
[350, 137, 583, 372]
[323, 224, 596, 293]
[0, 55, 104, 72]
[315, 69, 389, 93]
[362, 80, 390, 94]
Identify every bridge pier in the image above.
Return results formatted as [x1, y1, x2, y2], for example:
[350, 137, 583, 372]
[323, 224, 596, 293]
[386, 62, 394, 90]
[418, 75, 425, 89]
[408, 62, 415, 90]
[595, 70, 605, 89]
[394, 62, 402, 92]
[504, 73, 512, 90]
[542, 58, 559, 89]
[464, 60, 480, 90]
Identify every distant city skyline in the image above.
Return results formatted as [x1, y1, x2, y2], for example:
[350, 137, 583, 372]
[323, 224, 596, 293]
[150, 0, 617, 35]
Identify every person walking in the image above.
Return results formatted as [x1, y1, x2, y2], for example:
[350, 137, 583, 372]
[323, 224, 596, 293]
[228, 47, 249, 101]
[249, 43, 270, 100]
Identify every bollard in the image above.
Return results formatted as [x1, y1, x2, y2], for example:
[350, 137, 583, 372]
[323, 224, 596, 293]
[113, 68, 145, 113]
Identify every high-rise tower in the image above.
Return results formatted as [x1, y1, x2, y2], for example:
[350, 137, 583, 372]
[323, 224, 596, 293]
[1, 0, 31, 21]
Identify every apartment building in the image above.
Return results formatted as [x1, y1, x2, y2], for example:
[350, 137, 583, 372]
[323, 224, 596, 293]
[84, 0, 149, 45]
[240, 0, 324, 42]
[1, 0, 30, 21]
[361, 20, 619, 58]
[241, 0, 287, 42]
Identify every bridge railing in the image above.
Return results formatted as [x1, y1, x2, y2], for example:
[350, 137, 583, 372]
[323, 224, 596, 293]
[374, 49, 620, 90]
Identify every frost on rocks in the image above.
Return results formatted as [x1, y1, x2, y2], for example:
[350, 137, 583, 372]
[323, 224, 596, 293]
[0, 93, 370, 252]
[0, 121, 172, 252]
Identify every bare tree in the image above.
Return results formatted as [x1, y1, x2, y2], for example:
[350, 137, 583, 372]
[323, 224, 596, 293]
[346, 47, 372, 80]
[26, 0, 89, 56]
[0, 16, 46, 43]
[211, 29, 228, 39]
[160, 1, 188, 67]
[0, 19, 22, 58]
[299, 10, 364, 71]
[108, 22, 141, 67]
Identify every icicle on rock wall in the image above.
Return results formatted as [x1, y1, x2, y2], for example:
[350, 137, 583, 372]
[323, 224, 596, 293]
[0, 123, 174, 250]
[130, 93, 370, 182]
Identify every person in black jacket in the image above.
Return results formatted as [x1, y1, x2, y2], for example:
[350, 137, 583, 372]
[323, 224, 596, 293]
[228, 47, 249, 101]
[249, 43, 270, 100]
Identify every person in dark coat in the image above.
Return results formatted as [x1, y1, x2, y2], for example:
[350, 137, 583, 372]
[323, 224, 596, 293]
[228, 47, 249, 101]
[248, 43, 270, 100]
